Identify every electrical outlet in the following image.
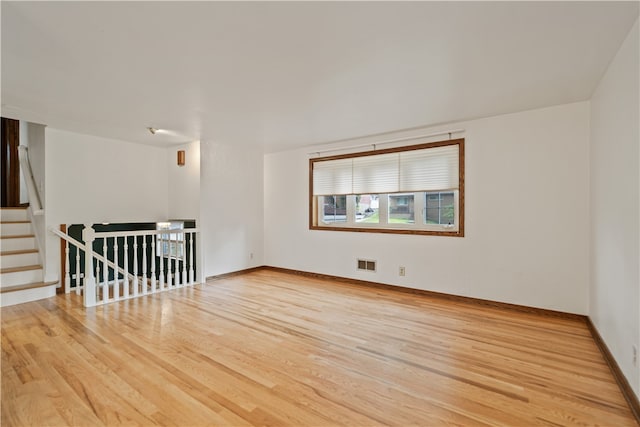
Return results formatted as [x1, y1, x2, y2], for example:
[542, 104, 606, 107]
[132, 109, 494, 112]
[399, 266, 406, 276]
[633, 345, 637, 367]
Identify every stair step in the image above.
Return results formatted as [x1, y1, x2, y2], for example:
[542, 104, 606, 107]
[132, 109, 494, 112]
[0, 209, 49, 306]
[1, 265, 43, 287]
[0, 208, 28, 222]
[1, 264, 42, 274]
[0, 249, 38, 256]
[0, 280, 56, 294]
[0, 250, 39, 269]
[0, 235, 36, 252]
[1, 281, 57, 307]
[1, 221, 32, 237]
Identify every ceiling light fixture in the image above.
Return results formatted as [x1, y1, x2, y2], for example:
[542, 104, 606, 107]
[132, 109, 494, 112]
[147, 127, 157, 135]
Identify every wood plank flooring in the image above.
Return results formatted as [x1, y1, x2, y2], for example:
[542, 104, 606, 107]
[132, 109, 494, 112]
[1, 269, 636, 426]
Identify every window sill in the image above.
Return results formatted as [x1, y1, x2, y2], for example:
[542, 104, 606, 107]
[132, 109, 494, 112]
[309, 225, 464, 237]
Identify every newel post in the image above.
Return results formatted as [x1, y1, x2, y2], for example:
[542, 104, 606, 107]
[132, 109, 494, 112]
[82, 224, 97, 307]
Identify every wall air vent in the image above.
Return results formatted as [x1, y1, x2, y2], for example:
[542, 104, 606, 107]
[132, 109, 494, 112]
[357, 259, 376, 272]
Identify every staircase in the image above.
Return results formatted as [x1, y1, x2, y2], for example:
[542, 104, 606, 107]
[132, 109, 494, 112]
[1, 207, 57, 306]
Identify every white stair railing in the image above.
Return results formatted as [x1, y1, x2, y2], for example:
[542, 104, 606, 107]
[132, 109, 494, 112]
[50, 225, 200, 307]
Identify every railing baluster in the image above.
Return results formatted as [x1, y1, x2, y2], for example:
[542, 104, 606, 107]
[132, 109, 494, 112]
[96, 262, 101, 301]
[181, 232, 187, 286]
[172, 231, 178, 287]
[167, 240, 173, 289]
[142, 237, 148, 295]
[82, 225, 97, 307]
[64, 235, 71, 293]
[158, 237, 165, 291]
[113, 237, 120, 300]
[176, 232, 182, 287]
[188, 231, 194, 285]
[133, 236, 139, 297]
[172, 233, 177, 287]
[151, 235, 157, 293]
[75, 244, 81, 295]
[173, 233, 180, 288]
[102, 237, 108, 303]
[123, 237, 129, 298]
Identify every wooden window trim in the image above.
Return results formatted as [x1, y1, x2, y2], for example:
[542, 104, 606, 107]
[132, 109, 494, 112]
[309, 138, 465, 237]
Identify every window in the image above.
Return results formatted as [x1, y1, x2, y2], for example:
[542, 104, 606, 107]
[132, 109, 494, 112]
[322, 195, 347, 224]
[425, 192, 455, 225]
[355, 194, 379, 224]
[388, 193, 415, 224]
[157, 221, 185, 258]
[310, 138, 464, 236]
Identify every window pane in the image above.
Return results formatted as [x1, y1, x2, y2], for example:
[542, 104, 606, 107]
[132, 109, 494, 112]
[388, 193, 415, 224]
[156, 221, 185, 258]
[322, 195, 347, 223]
[355, 194, 379, 223]
[425, 192, 455, 225]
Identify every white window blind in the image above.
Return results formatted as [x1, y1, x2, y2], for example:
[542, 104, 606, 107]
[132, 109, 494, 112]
[399, 145, 459, 192]
[313, 158, 352, 195]
[352, 153, 399, 194]
[312, 143, 459, 196]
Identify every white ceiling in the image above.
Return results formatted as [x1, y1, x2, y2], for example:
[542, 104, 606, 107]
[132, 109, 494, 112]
[2, 1, 638, 152]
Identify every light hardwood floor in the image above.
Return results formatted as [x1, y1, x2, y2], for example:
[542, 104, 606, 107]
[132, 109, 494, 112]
[1, 269, 636, 426]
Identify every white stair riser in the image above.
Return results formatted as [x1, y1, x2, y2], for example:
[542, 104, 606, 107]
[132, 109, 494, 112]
[1, 269, 43, 287]
[0, 210, 28, 222]
[0, 237, 36, 252]
[0, 222, 32, 237]
[0, 252, 40, 268]
[1, 284, 57, 307]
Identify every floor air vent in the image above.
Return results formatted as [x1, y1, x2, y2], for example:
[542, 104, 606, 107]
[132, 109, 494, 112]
[357, 259, 376, 272]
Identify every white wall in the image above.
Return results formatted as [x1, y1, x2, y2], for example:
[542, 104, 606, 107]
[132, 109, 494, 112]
[23, 123, 47, 267]
[589, 19, 639, 398]
[18, 121, 29, 204]
[43, 128, 169, 281]
[40, 127, 263, 285]
[199, 141, 264, 277]
[265, 102, 590, 314]
[166, 140, 202, 281]
[45, 128, 169, 225]
[167, 140, 200, 221]
[26, 123, 46, 206]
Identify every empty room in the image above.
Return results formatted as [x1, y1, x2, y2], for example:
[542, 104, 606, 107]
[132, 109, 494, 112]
[1, 1, 639, 426]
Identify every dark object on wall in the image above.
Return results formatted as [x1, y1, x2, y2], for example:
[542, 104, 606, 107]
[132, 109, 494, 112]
[1, 117, 20, 207]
